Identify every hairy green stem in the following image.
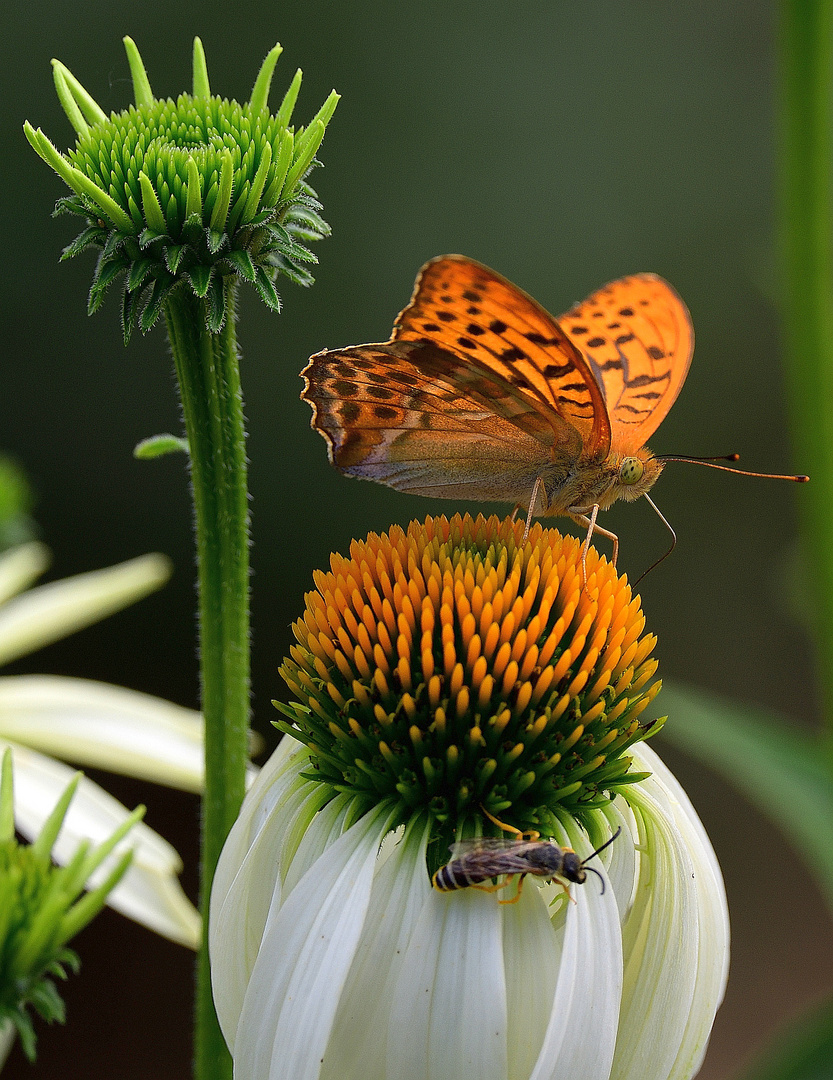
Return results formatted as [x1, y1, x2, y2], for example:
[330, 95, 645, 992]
[778, 0, 833, 755]
[166, 285, 249, 1080]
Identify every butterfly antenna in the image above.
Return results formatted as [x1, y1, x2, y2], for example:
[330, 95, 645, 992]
[633, 495, 677, 586]
[657, 453, 809, 483]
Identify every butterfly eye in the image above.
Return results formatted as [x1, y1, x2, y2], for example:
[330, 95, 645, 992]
[619, 457, 644, 486]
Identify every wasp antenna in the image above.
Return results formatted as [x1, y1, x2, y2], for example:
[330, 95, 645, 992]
[657, 453, 808, 482]
[581, 825, 623, 868]
[583, 864, 606, 895]
[634, 496, 676, 586]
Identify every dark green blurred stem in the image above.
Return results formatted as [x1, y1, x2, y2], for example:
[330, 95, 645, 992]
[166, 285, 249, 1080]
[778, 0, 833, 754]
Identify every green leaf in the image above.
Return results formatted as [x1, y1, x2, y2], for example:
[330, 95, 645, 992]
[253, 265, 282, 312]
[205, 277, 226, 332]
[88, 253, 129, 314]
[738, 995, 833, 1080]
[140, 275, 174, 333]
[60, 225, 107, 261]
[127, 257, 156, 293]
[206, 227, 228, 255]
[121, 282, 140, 343]
[223, 249, 257, 282]
[187, 263, 214, 298]
[654, 682, 833, 908]
[269, 254, 314, 288]
[52, 194, 89, 218]
[133, 433, 189, 459]
[268, 221, 319, 263]
[165, 244, 187, 275]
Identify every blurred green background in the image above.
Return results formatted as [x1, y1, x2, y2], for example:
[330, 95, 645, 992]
[2, 1, 829, 1076]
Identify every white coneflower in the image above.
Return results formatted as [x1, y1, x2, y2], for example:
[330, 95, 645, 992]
[210, 513, 729, 1080]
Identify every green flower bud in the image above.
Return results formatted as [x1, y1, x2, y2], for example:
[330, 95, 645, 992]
[25, 37, 338, 341]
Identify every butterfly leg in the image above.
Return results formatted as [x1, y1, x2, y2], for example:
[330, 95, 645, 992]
[570, 505, 620, 578]
[521, 477, 546, 544]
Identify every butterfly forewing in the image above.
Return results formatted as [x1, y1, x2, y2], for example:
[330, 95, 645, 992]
[395, 255, 611, 459]
[558, 273, 693, 456]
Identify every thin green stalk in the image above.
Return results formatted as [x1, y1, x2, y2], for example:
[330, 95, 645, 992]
[778, 0, 833, 757]
[166, 284, 249, 1080]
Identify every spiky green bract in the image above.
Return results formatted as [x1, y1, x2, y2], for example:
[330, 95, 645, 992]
[0, 456, 36, 553]
[0, 751, 142, 1060]
[277, 514, 664, 872]
[25, 38, 338, 341]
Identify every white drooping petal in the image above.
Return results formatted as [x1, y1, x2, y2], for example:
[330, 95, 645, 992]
[502, 881, 562, 1080]
[528, 817, 623, 1080]
[0, 543, 50, 607]
[388, 885, 508, 1080]
[0, 675, 205, 791]
[233, 802, 394, 1080]
[6, 741, 199, 948]
[598, 799, 640, 925]
[627, 743, 729, 1080]
[610, 742, 728, 1080]
[322, 814, 433, 1080]
[0, 552, 170, 667]
[210, 735, 308, 920]
[210, 747, 331, 1046]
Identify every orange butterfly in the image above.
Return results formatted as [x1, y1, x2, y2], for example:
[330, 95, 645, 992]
[302, 255, 805, 569]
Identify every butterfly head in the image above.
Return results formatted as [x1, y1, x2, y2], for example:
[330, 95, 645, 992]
[610, 449, 664, 505]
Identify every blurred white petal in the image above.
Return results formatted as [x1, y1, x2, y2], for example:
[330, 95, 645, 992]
[0, 543, 50, 607]
[0, 552, 170, 666]
[0, 675, 204, 791]
[5, 741, 199, 948]
[0, 1020, 14, 1071]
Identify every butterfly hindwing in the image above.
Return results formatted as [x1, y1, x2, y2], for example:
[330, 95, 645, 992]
[558, 273, 693, 456]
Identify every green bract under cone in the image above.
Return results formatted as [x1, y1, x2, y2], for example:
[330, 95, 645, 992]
[277, 513, 664, 865]
[25, 37, 338, 339]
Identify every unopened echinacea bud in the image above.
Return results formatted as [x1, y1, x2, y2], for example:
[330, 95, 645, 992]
[25, 37, 338, 340]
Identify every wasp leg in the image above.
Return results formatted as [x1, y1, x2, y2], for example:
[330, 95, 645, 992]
[470, 877, 515, 895]
[552, 879, 577, 906]
[481, 805, 540, 842]
[498, 874, 528, 905]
